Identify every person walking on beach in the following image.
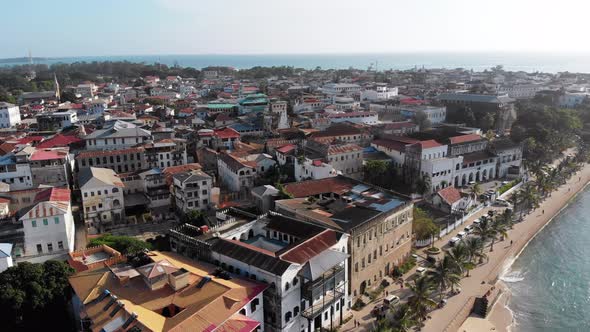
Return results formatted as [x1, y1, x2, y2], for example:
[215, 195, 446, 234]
[510, 240, 513, 246]
[542, 209, 545, 214]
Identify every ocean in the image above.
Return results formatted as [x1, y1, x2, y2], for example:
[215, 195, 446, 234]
[502, 187, 590, 331]
[3, 53, 590, 73]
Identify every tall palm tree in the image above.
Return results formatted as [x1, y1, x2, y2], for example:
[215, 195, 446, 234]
[489, 219, 509, 251]
[472, 216, 494, 244]
[406, 277, 437, 323]
[391, 304, 415, 332]
[497, 208, 514, 229]
[464, 237, 487, 264]
[427, 255, 462, 300]
[447, 244, 475, 277]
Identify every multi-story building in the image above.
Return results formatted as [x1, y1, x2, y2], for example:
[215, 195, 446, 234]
[83, 120, 151, 150]
[69, 249, 266, 332]
[36, 110, 78, 131]
[0, 152, 33, 190]
[277, 177, 413, 303]
[76, 147, 146, 174]
[0, 102, 21, 128]
[238, 93, 270, 115]
[75, 83, 97, 98]
[29, 148, 72, 188]
[322, 83, 361, 96]
[489, 138, 523, 179]
[360, 85, 398, 101]
[143, 138, 188, 169]
[398, 105, 447, 125]
[305, 140, 364, 180]
[79, 167, 125, 234]
[326, 111, 379, 125]
[170, 210, 350, 332]
[20, 188, 75, 259]
[217, 152, 257, 192]
[172, 169, 213, 213]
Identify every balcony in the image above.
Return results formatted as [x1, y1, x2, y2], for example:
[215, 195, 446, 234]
[301, 264, 345, 301]
[301, 289, 345, 320]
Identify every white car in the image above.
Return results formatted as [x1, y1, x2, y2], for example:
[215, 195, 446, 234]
[416, 267, 427, 275]
[449, 237, 461, 247]
[457, 231, 467, 238]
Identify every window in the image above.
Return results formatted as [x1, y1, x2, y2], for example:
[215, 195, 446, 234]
[250, 298, 260, 312]
[58, 241, 64, 250]
[47, 243, 53, 252]
[285, 282, 290, 291]
[36, 244, 42, 253]
[32, 220, 37, 227]
[294, 306, 299, 316]
[112, 188, 119, 193]
[285, 312, 292, 323]
[54, 217, 59, 224]
[43, 219, 48, 226]
[293, 277, 298, 286]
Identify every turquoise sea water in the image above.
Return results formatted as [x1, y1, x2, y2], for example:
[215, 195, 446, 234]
[503, 187, 590, 331]
[3, 53, 590, 73]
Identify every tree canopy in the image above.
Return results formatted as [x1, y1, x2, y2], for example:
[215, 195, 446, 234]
[0, 260, 75, 329]
[412, 207, 438, 240]
[88, 234, 152, 255]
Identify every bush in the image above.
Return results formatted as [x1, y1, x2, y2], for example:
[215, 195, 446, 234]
[498, 178, 521, 195]
[352, 298, 366, 310]
[88, 234, 152, 255]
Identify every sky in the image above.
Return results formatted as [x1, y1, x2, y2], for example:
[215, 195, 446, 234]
[1, 0, 589, 58]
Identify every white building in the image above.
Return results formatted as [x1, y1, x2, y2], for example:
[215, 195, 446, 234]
[217, 153, 257, 192]
[79, 167, 125, 234]
[0, 243, 13, 273]
[84, 120, 151, 150]
[21, 188, 75, 258]
[399, 105, 447, 125]
[172, 169, 213, 213]
[327, 111, 379, 125]
[360, 85, 398, 101]
[322, 83, 361, 96]
[0, 152, 34, 191]
[36, 110, 78, 131]
[0, 102, 21, 128]
[294, 157, 338, 181]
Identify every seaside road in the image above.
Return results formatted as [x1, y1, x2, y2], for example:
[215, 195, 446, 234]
[422, 163, 590, 332]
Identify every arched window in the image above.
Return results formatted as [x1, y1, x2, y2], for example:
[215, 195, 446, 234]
[113, 199, 121, 208]
[228, 265, 234, 273]
[239, 308, 246, 316]
[285, 282, 290, 291]
[285, 311, 292, 323]
[294, 306, 299, 316]
[293, 277, 298, 286]
[250, 298, 260, 312]
[112, 188, 119, 193]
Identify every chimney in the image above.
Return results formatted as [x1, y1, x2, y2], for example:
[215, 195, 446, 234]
[121, 313, 138, 329]
[109, 301, 125, 317]
[102, 295, 118, 312]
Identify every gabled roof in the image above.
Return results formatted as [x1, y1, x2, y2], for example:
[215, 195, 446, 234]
[36, 134, 82, 148]
[211, 239, 292, 275]
[137, 259, 179, 279]
[448, 133, 483, 145]
[279, 229, 340, 264]
[436, 186, 462, 205]
[78, 167, 124, 188]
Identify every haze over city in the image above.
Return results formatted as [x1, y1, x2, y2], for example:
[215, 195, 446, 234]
[2, 0, 590, 57]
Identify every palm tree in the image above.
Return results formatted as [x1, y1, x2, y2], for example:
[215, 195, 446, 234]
[407, 277, 437, 323]
[489, 219, 509, 251]
[497, 208, 514, 229]
[391, 304, 415, 332]
[472, 183, 483, 197]
[472, 216, 494, 245]
[447, 244, 475, 277]
[427, 255, 462, 300]
[464, 237, 487, 264]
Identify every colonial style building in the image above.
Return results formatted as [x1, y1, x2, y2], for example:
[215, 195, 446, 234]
[79, 167, 125, 234]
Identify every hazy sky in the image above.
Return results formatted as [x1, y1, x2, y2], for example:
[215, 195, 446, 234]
[1, 0, 588, 58]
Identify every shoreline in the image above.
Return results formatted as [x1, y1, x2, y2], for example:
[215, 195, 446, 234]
[423, 161, 590, 332]
[487, 176, 590, 332]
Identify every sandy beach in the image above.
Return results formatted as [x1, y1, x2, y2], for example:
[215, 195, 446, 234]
[422, 161, 590, 332]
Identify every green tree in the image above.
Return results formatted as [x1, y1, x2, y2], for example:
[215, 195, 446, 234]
[182, 209, 206, 226]
[464, 237, 487, 265]
[60, 90, 78, 103]
[363, 160, 388, 184]
[413, 110, 432, 131]
[412, 207, 438, 242]
[427, 255, 462, 300]
[406, 276, 437, 323]
[447, 244, 475, 277]
[0, 261, 74, 328]
[88, 234, 152, 255]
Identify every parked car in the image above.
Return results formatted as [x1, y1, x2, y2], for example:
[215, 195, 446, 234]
[457, 231, 467, 238]
[416, 267, 427, 276]
[449, 237, 461, 247]
[384, 295, 400, 306]
[464, 225, 473, 233]
[496, 199, 511, 207]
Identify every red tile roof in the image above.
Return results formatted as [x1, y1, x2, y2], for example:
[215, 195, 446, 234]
[30, 148, 68, 161]
[34, 187, 71, 203]
[284, 177, 355, 198]
[17, 136, 44, 145]
[214, 127, 240, 139]
[415, 139, 443, 149]
[36, 134, 82, 148]
[275, 144, 296, 154]
[372, 139, 408, 152]
[280, 230, 338, 264]
[437, 186, 462, 205]
[448, 134, 483, 145]
[327, 143, 363, 155]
